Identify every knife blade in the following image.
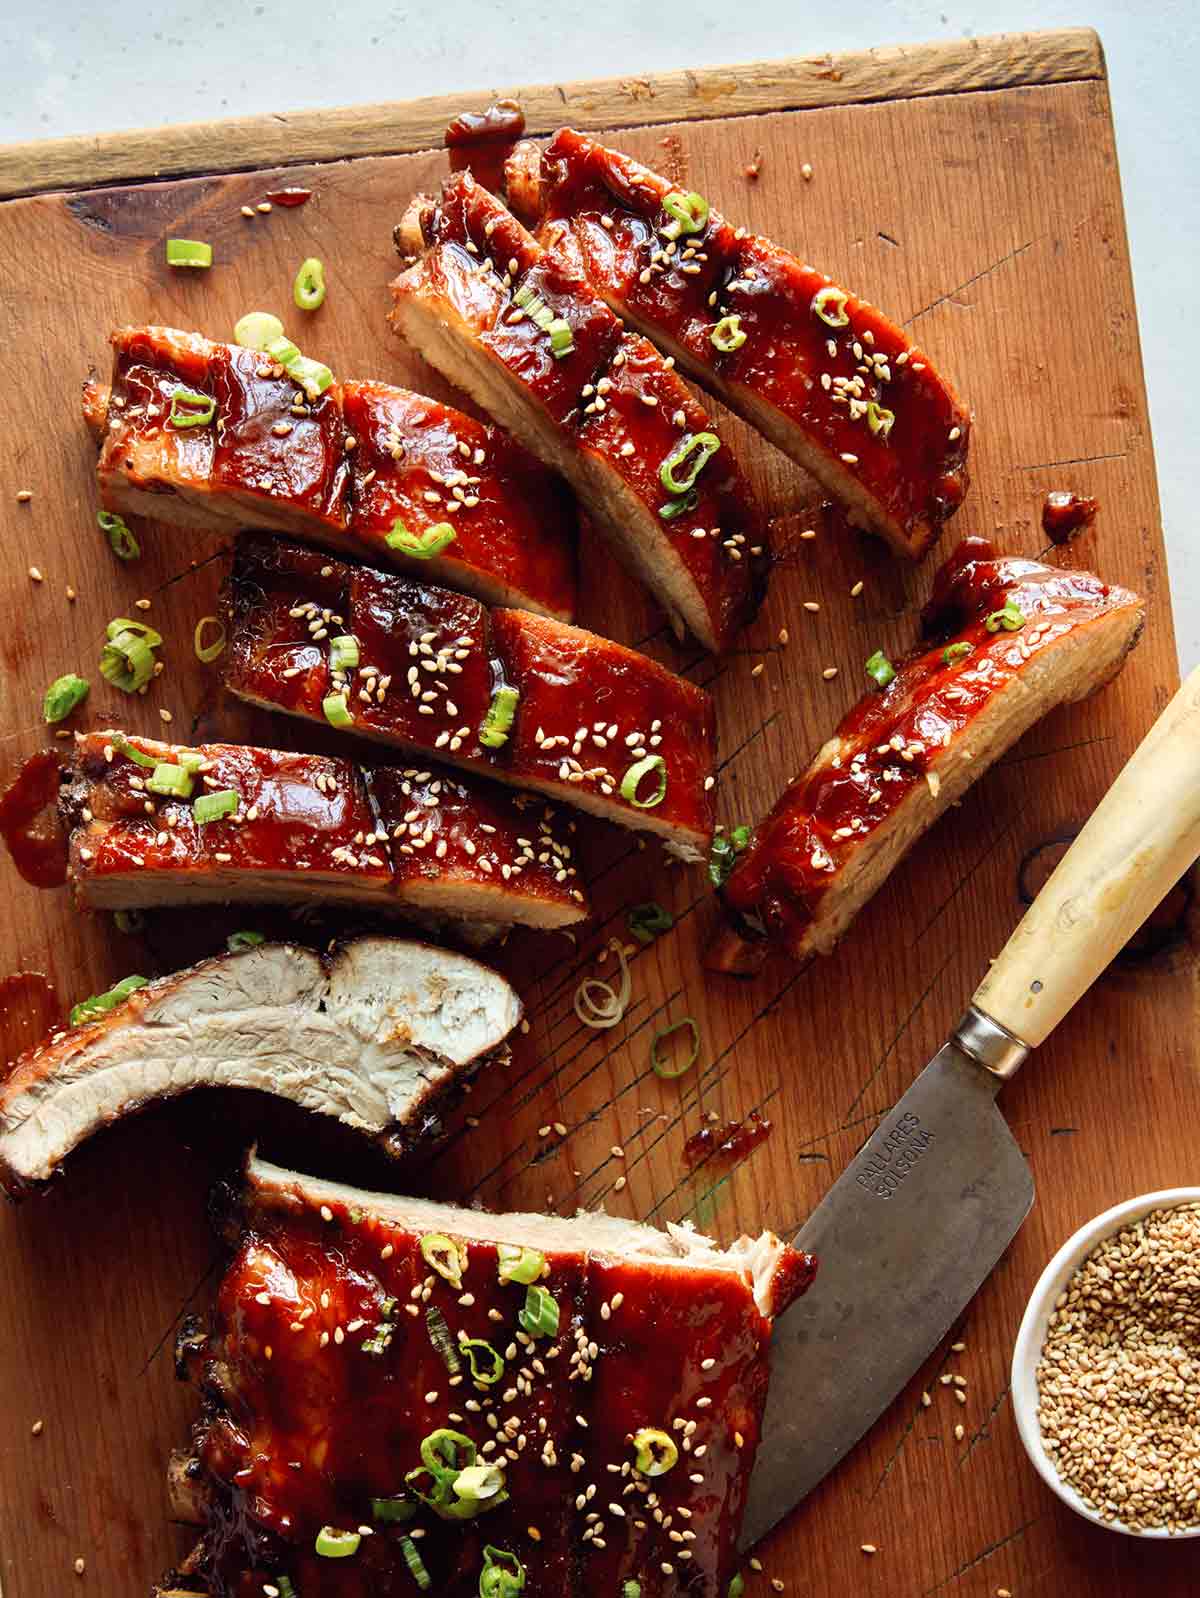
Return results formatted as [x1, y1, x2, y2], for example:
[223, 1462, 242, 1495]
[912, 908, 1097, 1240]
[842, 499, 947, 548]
[743, 664, 1200, 1547]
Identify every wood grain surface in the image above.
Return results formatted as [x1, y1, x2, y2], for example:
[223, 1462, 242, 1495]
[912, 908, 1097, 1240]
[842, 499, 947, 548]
[0, 35, 1196, 1598]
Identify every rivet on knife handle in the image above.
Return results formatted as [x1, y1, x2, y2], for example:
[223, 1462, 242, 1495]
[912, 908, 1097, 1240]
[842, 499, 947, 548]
[972, 664, 1200, 1050]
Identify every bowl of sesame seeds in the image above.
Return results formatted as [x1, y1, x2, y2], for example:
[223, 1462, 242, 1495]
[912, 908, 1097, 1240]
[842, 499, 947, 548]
[1011, 1189, 1200, 1537]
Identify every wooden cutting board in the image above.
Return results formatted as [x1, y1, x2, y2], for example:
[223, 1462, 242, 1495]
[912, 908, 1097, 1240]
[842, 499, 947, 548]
[0, 27, 1194, 1598]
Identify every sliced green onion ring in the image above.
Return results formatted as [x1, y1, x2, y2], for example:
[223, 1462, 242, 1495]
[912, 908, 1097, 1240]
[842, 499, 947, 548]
[314, 1527, 360, 1559]
[651, 1017, 701, 1080]
[193, 789, 239, 824]
[454, 1462, 506, 1502]
[146, 762, 195, 799]
[631, 1426, 680, 1476]
[461, 1339, 505, 1386]
[276, 1578, 297, 1598]
[573, 938, 632, 1031]
[293, 257, 326, 312]
[329, 634, 359, 672]
[620, 754, 667, 810]
[194, 616, 227, 664]
[729, 1577, 746, 1597]
[323, 692, 353, 729]
[113, 737, 157, 769]
[623, 1585, 643, 1598]
[942, 640, 975, 665]
[659, 488, 699, 521]
[70, 974, 149, 1027]
[480, 1545, 526, 1598]
[496, 1244, 545, 1285]
[402, 1535, 432, 1590]
[711, 313, 747, 353]
[479, 685, 519, 749]
[546, 316, 574, 358]
[421, 1232, 467, 1289]
[98, 509, 140, 561]
[661, 189, 709, 240]
[985, 600, 1026, 633]
[425, 1305, 462, 1374]
[420, 1428, 476, 1474]
[660, 432, 721, 496]
[866, 401, 895, 439]
[43, 673, 89, 724]
[168, 386, 217, 429]
[114, 909, 145, 935]
[165, 238, 212, 269]
[227, 930, 265, 952]
[708, 824, 751, 889]
[628, 901, 673, 945]
[106, 617, 163, 647]
[372, 1495, 418, 1524]
[865, 649, 896, 689]
[811, 285, 850, 327]
[517, 1284, 560, 1339]
[100, 630, 157, 694]
[234, 311, 285, 350]
[386, 519, 457, 559]
[264, 335, 334, 402]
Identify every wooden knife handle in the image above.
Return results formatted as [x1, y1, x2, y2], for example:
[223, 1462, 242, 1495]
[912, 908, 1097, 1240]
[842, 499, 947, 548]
[972, 664, 1200, 1048]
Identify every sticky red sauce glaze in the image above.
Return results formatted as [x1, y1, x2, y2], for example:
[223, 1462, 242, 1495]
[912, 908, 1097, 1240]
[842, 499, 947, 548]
[1042, 489, 1099, 544]
[445, 101, 527, 191]
[0, 973, 61, 1072]
[264, 187, 313, 207]
[397, 172, 769, 649]
[190, 1177, 802, 1596]
[0, 752, 68, 888]
[683, 1112, 773, 1172]
[62, 730, 583, 919]
[519, 129, 971, 556]
[102, 326, 349, 530]
[343, 378, 577, 618]
[721, 541, 1142, 957]
[225, 535, 717, 845]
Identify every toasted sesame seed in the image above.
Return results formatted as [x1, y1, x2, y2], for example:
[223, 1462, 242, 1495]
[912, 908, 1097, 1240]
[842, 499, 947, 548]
[240, 205, 255, 218]
[954, 1423, 965, 1441]
[74, 1558, 86, 1576]
[31, 1419, 44, 1436]
[257, 201, 272, 213]
[822, 666, 838, 680]
[750, 662, 765, 678]
[16, 489, 33, 503]
[28, 565, 43, 582]
[850, 580, 864, 597]
[801, 162, 813, 180]
[861, 1544, 877, 1555]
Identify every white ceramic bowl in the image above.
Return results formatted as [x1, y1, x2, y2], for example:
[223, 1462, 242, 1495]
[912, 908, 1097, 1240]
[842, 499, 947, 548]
[1011, 1187, 1200, 1539]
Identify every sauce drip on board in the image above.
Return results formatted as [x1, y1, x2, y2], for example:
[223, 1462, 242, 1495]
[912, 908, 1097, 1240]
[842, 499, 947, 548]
[1043, 489, 1099, 543]
[683, 1111, 774, 1170]
[0, 752, 67, 888]
[263, 187, 313, 207]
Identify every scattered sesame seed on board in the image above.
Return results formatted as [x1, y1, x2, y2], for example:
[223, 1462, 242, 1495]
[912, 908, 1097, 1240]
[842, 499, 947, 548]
[751, 662, 765, 678]
[801, 162, 814, 180]
[822, 666, 838, 680]
[73, 1558, 85, 1576]
[860, 1543, 878, 1555]
[158, 708, 173, 724]
[954, 1423, 965, 1441]
[16, 489, 33, 502]
[778, 627, 789, 645]
[31, 1419, 43, 1436]
[850, 580, 864, 597]
[28, 566, 43, 582]
[257, 201, 273, 213]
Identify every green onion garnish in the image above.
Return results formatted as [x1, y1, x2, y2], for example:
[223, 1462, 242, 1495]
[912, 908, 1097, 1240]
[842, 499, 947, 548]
[43, 673, 89, 724]
[106, 617, 163, 646]
[168, 387, 216, 429]
[425, 1305, 462, 1374]
[112, 737, 157, 769]
[264, 334, 334, 402]
[194, 616, 227, 663]
[811, 285, 850, 327]
[233, 311, 285, 350]
[942, 640, 974, 665]
[479, 1545, 526, 1597]
[709, 824, 751, 889]
[866, 401, 895, 439]
[293, 257, 327, 312]
[372, 1495, 418, 1524]
[710, 313, 747, 353]
[496, 1244, 545, 1285]
[479, 685, 519, 749]
[114, 910, 144, 935]
[659, 432, 721, 497]
[323, 692, 353, 729]
[277, 1579, 297, 1598]
[421, 1232, 466, 1289]
[97, 509, 139, 561]
[193, 789, 239, 824]
[985, 600, 1026, 633]
[361, 1321, 396, 1356]
[386, 519, 457, 559]
[227, 930, 265, 952]
[453, 1462, 506, 1501]
[620, 754, 667, 810]
[146, 762, 195, 799]
[729, 1578, 746, 1597]
[546, 316, 574, 358]
[659, 488, 699, 521]
[329, 635, 359, 672]
[401, 1536, 432, 1590]
[631, 1425, 679, 1476]
[69, 974, 149, 1028]
[461, 1338, 505, 1386]
[517, 1284, 559, 1339]
[314, 1527, 360, 1560]
[99, 629, 157, 694]
[628, 902, 673, 945]
[651, 1016, 701, 1079]
[865, 649, 896, 689]
[624, 1585, 643, 1598]
[421, 1428, 476, 1472]
[661, 189, 709, 240]
[165, 238, 212, 269]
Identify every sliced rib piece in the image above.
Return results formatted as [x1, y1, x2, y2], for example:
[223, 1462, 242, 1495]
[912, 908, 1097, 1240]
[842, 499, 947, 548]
[0, 940, 520, 1196]
[389, 171, 768, 652]
[505, 129, 971, 562]
[709, 539, 1145, 973]
[224, 534, 717, 854]
[163, 1153, 816, 1597]
[89, 326, 577, 619]
[63, 730, 587, 931]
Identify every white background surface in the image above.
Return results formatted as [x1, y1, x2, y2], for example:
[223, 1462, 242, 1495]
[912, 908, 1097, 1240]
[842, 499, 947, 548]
[2, 2, 1196, 666]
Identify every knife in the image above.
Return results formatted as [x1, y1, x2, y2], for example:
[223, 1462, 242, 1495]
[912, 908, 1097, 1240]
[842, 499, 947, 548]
[742, 664, 1200, 1547]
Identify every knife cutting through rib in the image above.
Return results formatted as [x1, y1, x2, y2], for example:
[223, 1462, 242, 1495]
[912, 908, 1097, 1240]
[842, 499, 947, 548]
[742, 664, 1200, 1546]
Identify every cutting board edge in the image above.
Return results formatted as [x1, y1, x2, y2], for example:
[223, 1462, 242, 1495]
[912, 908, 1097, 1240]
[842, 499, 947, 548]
[0, 27, 1105, 200]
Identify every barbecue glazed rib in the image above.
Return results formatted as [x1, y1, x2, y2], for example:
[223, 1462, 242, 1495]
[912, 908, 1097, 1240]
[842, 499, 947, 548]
[709, 539, 1145, 973]
[0, 940, 519, 1196]
[505, 130, 971, 562]
[161, 1153, 817, 1597]
[87, 326, 577, 619]
[224, 535, 718, 854]
[389, 171, 769, 652]
[63, 730, 588, 932]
